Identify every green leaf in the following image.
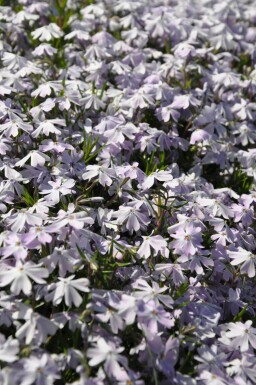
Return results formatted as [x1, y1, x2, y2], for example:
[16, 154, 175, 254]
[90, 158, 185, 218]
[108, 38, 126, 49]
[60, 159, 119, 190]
[174, 282, 189, 300]
[115, 261, 133, 267]
[22, 187, 35, 206]
[76, 245, 98, 271]
[233, 304, 248, 322]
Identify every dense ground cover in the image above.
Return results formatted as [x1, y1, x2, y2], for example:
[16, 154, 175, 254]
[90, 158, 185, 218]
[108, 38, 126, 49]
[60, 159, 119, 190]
[1, 0, 256, 383]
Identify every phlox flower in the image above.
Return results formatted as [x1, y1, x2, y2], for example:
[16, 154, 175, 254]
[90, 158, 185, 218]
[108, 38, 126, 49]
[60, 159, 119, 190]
[103, 122, 139, 144]
[20, 354, 60, 385]
[139, 170, 173, 190]
[232, 200, 254, 226]
[195, 345, 222, 372]
[23, 226, 52, 248]
[97, 208, 118, 234]
[13, 306, 58, 345]
[222, 321, 256, 352]
[169, 222, 203, 256]
[56, 89, 81, 111]
[120, 162, 145, 182]
[12, 9, 39, 24]
[0, 135, 12, 155]
[0, 114, 32, 137]
[41, 247, 80, 277]
[29, 198, 51, 217]
[82, 165, 116, 187]
[0, 334, 19, 363]
[137, 299, 174, 335]
[232, 99, 256, 121]
[115, 369, 144, 385]
[210, 225, 235, 246]
[0, 260, 48, 295]
[32, 43, 57, 57]
[178, 250, 214, 275]
[200, 198, 234, 219]
[46, 203, 94, 231]
[156, 103, 181, 123]
[224, 353, 256, 383]
[228, 247, 256, 277]
[112, 202, 150, 234]
[64, 29, 90, 42]
[81, 92, 106, 110]
[2, 52, 28, 70]
[225, 288, 247, 317]
[155, 263, 187, 286]
[0, 233, 27, 260]
[0, 85, 12, 97]
[46, 275, 90, 307]
[132, 279, 173, 308]
[93, 301, 124, 334]
[136, 235, 168, 259]
[39, 177, 75, 203]
[198, 367, 229, 385]
[32, 118, 66, 138]
[136, 134, 159, 154]
[29, 98, 56, 119]
[31, 81, 62, 98]
[15, 150, 50, 168]
[2, 0, 256, 382]
[32, 23, 64, 42]
[118, 294, 137, 326]
[156, 336, 178, 377]
[124, 87, 154, 109]
[174, 42, 197, 59]
[4, 208, 43, 232]
[39, 139, 74, 154]
[233, 123, 256, 146]
[59, 150, 85, 176]
[87, 337, 127, 379]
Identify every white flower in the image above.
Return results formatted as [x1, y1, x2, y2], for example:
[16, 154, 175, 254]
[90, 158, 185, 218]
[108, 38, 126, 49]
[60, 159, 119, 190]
[229, 247, 256, 277]
[222, 321, 256, 352]
[14, 307, 58, 345]
[81, 93, 106, 110]
[132, 278, 173, 308]
[46, 275, 90, 307]
[31, 23, 64, 42]
[46, 203, 94, 231]
[15, 150, 50, 167]
[31, 81, 62, 98]
[32, 119, 66, 138]
[0, 261, 49, 295]
[0, 334, 19, 362]
[0, 114, 32, 137]
[0, 233, 28, 260]
[5, 209, 42, 232]
[112, 202, 150, 234]
[20, 354, 60, 385]
[32, 43, 57, 57]
[87, 337, 127, 378]
[39, 177, 75, 204]
[2, 52, 27, 70]
[137, 235, 168, 259]
[82, 165, 116, 187]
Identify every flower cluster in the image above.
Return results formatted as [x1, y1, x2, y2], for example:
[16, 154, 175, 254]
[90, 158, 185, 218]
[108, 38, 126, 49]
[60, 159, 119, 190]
[1, 0, 256, 384]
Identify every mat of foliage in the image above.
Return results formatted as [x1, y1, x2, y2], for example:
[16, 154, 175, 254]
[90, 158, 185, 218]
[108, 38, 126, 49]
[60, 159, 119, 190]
[1, 0, 256, 384]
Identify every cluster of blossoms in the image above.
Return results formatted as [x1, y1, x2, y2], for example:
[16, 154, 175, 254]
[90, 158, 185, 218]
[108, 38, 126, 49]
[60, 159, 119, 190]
[1, 0, 256, 384]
